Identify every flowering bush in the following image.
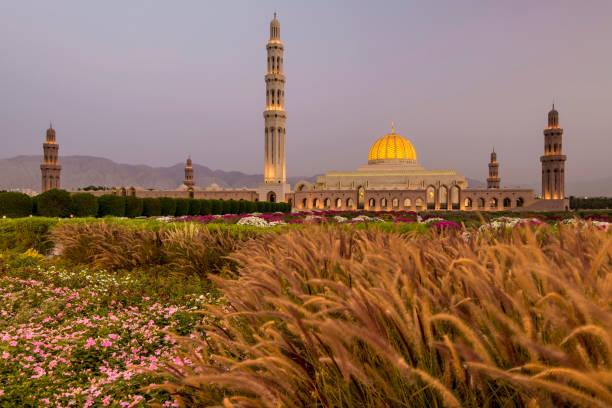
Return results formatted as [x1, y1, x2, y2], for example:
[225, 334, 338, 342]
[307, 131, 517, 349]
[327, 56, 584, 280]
[0, 264, 215, 407]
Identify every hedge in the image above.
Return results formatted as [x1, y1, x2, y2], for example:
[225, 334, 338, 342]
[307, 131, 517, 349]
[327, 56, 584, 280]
[142, 198, 161, 217]
[159, 197, 177, 216]
[187, 199, 201, 216]
[175, 198, 189, 216]
[125, 196, 144, 218]
[98, 195, 126, 217]
[0, 192, 32, 218]
[71, 193, 99, 217]
[37, 189, 73, 218]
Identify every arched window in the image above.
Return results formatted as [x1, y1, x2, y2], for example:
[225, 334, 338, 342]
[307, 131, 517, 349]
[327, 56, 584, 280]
[324, 198, 331, 208]
[346, 198, 354, 208]
[438, 186, 448, 210]
[450, 186, 460, 210]
[464, 198, 472, 208]
[392, 198, 399, 209]
[554, 143, 558, 153]
[368, 198, 375, 208]
[489, 197, 498, 208]
[426, 186, 436, 210]
[503, 197, 511, 208]
[313, 198, 319, 209]
[516, 197, 524, 207]
[478, 198, 485, 208]
[357, 186, 365, 210]
[415, 198, 424, 210]
[302, 198, 307, 208]
[403, 198, 411, 208]
[380, 198, 387, 208]
[335, 198, 342, 208]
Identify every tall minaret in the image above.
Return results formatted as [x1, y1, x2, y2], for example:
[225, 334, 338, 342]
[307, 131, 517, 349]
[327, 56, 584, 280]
[487, 149, 500, 189]
[540, 105, 567, 199]
[40, 122, 61, 192]
[263, 12, 287, 185]
[183, 156, 194, 187]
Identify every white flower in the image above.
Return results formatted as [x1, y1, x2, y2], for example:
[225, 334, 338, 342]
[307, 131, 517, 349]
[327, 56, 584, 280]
[237, 216, 270, 227]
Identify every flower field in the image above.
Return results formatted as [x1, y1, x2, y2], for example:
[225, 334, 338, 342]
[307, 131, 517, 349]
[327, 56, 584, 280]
[0, 261, 216, 407]
[0, 211, 610, 407]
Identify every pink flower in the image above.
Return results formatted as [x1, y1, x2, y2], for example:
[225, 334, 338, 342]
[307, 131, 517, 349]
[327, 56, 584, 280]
[9, 341, 17, 347]
[57, 312, 63, 319]
[84, 337, 96, 350]
[0, 390, 4, 396]
[108, 334, 118, 340]
[103, 396, 111, 406]
[1, 352, 9, 359]
[101, 339, 112, 348]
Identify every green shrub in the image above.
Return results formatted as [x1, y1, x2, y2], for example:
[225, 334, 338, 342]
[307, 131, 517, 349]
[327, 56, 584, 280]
[175, 199, 189, 217]
[0, 192, 32, 218]
[37, 189, 73, 218]
[142, 198, 162, 217]
[199, 200, 212, 215]
[0, 217, 58, 253]
[187, 199, 201, 216]
[98, 195, 126, 217]
[159, 197, 177, 216]
[211, 200, 222, 215]
[71, 193, 99, 217]
[125, 196, 143, 218]
[227, 200, 240, 214]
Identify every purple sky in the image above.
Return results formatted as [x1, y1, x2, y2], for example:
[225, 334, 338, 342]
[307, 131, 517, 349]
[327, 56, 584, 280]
[2, 1, 611, 188]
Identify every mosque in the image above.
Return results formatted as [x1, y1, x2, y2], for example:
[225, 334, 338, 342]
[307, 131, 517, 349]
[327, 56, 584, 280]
[41, 14, 569, 212]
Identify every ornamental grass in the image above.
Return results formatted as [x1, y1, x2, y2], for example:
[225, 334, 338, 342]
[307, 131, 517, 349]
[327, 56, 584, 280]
[152, 224, 612, 407]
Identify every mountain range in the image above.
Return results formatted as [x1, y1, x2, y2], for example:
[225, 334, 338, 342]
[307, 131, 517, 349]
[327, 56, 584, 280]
[1, 155, 610, 196]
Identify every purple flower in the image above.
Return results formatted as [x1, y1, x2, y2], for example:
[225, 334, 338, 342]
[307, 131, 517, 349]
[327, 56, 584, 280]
[430, 221, 462, 230]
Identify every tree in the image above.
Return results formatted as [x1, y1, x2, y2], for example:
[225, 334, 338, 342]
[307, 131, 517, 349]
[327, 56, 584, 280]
[0, 192, 32, 218]
[142, 198, 162, 217]
[98, 195, 126, 217]
[125, 196, 144, 217]
[71, 193, 99, 217]
[37, 189, 73, 218]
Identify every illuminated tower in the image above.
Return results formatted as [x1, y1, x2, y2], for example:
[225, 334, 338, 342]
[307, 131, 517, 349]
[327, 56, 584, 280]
[40, 122, 61, 192]
[184, 156, 194, 187]
[487, 149, 500, 189]
[540, 105, 566, 199]
[258, 13, 290, 202]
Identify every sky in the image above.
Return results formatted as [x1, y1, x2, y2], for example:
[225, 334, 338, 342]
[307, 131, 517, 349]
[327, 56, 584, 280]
[1, 0, 611, 188]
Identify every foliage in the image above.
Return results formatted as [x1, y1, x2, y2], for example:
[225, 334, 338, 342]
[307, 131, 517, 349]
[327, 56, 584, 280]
[154, 225, 612, 407]
[142, 198, 162, 217]
[570, 195, 612, 209]
[158, 197, 177, 216]
[0, 191, 32, 218]
[97, 194, 126, 217]
[0, 218, 59, 254]
[36, 189, 73, 218]
[71, 192, 99, 217]
[174, 198, 189, 217]
[187, 198, 201, 216]
[125, 196, 144, 218]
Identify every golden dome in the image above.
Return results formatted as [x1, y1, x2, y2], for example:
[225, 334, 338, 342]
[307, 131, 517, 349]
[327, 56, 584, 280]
[368, 124, 417, 163]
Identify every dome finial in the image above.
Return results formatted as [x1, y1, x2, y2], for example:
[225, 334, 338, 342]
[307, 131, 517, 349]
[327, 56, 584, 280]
[49, 121, 53, 130]
[391, 121, 394, 134]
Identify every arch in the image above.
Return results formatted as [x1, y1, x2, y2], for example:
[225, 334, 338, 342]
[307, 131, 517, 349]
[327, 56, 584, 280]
[415, 198, 424, 210]
[489, 197, 498, 209]
[313, 198, 319, 209]
[478, 198, 485, 208]
[403, 198, 411, 208]
[324, 198, 331, 208]
[120, 187, 127, 197]
[380, 197, 387, 209]
[464, 197, 472, 208]
[516, 197, 524, 207]
[438, 186, 448, 210]
[295, 181, 311, 192]
[450, 186, 460, 210]
[302, 198, 308, 209]
[335, 198, 342, 208]
[129, 187, 136, 197]
[346, 198, 354, 208]
[426, 186, 436, 210]
[188, 187, 194, 199]
[267, 191, 276, 203]
[357, 186, 365, 210]
[368, 198, 375, 209]
[503, 197, 511, 208]
[392, 197, 399, 209]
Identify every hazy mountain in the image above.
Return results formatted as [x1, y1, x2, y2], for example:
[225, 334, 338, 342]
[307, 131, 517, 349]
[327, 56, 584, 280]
[0, 155, 316, 192]
[1, 155, 610, 196]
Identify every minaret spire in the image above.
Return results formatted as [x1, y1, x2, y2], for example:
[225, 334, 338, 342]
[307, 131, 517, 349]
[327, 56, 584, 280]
[391, 122, 394, 134]
[541, 104, 567, 199]
[487, 148, 500, 189]
[41, 123, 61, 192]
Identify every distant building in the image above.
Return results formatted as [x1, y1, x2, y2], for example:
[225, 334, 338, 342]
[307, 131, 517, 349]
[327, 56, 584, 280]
[40, 123, 61, 192]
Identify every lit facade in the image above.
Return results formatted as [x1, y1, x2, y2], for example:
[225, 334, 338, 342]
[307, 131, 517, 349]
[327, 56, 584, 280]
[40, 123, 61, 192]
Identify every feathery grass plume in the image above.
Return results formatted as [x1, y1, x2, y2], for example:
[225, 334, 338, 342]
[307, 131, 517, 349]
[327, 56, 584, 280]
[151, 224, 611, 407]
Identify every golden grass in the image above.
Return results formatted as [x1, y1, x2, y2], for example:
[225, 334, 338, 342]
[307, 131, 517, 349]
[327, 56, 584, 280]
[149, 224, 612, 407]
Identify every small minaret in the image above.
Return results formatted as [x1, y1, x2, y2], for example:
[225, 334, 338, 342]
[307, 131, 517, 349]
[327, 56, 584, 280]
[183, 156, 194, 187]
[40, 122, 61, 192]
[540, 104, 567, 199]
[487, 149, 500, 189]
